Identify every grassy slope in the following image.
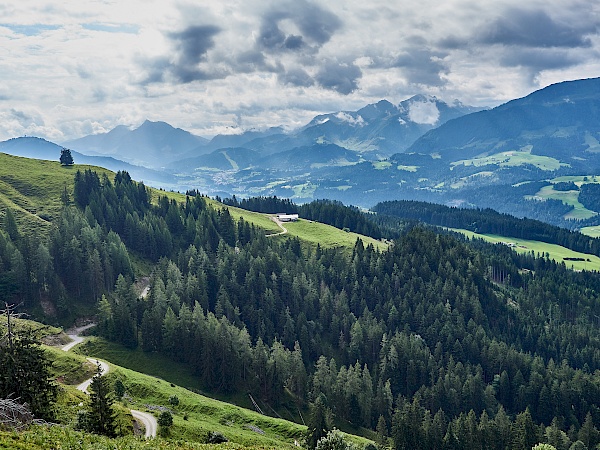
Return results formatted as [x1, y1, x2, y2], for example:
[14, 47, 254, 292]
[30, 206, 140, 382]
[0, 153, 386, 254]
[0, 331, 303, 449]
[451, 149, 566, 171]
[0, 153, 113, 235]
[450, 228, 600, 271]
[281, 218, 386, 251]
[153, 190, 386, 251]
[529, 185, 596, 220]
[581, 226, 600, 238]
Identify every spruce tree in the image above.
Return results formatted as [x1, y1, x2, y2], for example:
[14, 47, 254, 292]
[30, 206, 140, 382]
[85, 363, 117, 437]
[306, 395, 331, 449]
[60, 148, 74, 166]
[0, 307, 57, 420]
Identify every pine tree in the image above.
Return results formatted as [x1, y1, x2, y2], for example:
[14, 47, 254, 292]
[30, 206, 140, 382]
[60, 148, 74, 166]
[0, 305, 57, 420]
[306, 395, 332, 449]
[85, 363, 117, 437]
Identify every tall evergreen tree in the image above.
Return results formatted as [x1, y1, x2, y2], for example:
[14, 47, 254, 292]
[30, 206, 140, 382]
[84, 363, 117, 437]
[0, 306, 57, 420]
[306, 395, 332, 449]
[60, 148, 74, 166]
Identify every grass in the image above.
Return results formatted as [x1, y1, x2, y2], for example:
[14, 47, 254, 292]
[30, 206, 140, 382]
[108, 364, 303, 448]
[291, 182, 317, 198]
[1, 154, 383, 253]
[397, 165, 418, 172]
[528, 185, 597, 220]
[451, 149, 567, 171]
[76, 337, 206, 393]
[153, 188, 385, 251]
[0, 321, 311, 449]
[449, 228, 600, 271]
[47, 336, 304, 448]
[550, 175, 600, 186]
[372, 161, 391, 170]
[280, 218, 387, 251]
[0, 425, 283, 449]
[0, 153, 112, 235]
[581, 226, 600, 238]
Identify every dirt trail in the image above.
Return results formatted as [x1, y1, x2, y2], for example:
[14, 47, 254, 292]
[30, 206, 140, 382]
[61, 325, 158, 438]
[266, 216, 288, 237]
[131, 409, 157, 438]
[61, 323, 96, 352]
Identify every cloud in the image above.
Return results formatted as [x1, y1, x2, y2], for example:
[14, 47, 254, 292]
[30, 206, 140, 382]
[334, 112, 365, 126]
[315, 61, 362, 94]
[278, 67, 314, 87]
[257, 0, 342, 54]
[392, 47, 449, 86]
[407, 99, 440, 125]
[143, 24, 223, 84]
[476, 9, 596, 49]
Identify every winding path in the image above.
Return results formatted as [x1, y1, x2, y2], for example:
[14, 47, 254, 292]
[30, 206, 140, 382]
[61, 325, 157, 438]
[131, 410, 157, 438]
[265, 216, 289, 237]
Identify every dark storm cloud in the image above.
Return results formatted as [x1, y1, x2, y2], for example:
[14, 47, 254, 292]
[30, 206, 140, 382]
[232, 50, 281, 74]
[168, 25, 221, 82]
[315, 61, 362, 94]
[392, 48, 448, 86]
[142, 25, 224, 84]
[477, 9, 596, 49]
[278, 67, 314, 87]
[499, 48, 584, 72]
[257, 0, 342, 54]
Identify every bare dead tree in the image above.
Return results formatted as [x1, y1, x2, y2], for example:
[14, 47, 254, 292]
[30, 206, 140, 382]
[0, 398, 47, 431]
[1, 302, 25, 351]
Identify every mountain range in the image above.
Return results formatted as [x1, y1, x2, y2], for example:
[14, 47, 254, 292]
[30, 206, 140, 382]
[4, 77, 600, 227]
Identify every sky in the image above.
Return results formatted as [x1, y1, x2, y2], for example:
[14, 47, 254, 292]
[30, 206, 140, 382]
[0, 0, 599, 142]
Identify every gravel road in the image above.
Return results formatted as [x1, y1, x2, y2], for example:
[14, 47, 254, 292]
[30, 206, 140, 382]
[131, 409, 158, 438]
[61, 325, 158, 438]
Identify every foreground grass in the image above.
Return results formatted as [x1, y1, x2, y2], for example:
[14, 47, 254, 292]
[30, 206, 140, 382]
[109, 364, 302, 448]
[450, 228, 600, 271]
[0, 426, 281, 450]
[75, 338, 303, 447]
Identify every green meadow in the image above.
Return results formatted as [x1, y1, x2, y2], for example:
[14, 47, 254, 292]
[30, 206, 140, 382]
[450, 228, 600, 271]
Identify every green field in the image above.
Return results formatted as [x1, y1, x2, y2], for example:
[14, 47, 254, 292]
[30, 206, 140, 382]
[0, 335, 303, 449]
[528, 185, 597, 220]
[372, 161, 392, 170]
[0, 153, 113, 235]
[550, 175, 600, 186]
[581, 225, 600, 238]
[451, 149, 567, 171]
[282, 218, 387, 251]
[0, 154, 386, 262]
[450, 228, 600, 271]
[397, 165, 418, 172]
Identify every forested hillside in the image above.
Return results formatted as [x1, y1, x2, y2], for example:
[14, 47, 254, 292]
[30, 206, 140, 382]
[373, 200, 600, 256]
[5, 166, 600, 449]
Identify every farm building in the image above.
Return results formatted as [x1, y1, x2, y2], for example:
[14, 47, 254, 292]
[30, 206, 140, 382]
[276, 213, 299, 222]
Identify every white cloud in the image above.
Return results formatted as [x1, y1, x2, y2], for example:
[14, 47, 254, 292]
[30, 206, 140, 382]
[0, 0, 598, 141]
[334, 112, 365, 126]
[408, 100, 440, 125]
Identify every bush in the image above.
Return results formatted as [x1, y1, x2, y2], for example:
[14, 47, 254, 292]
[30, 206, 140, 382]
[158, 411, 173, 428]
[168, 395, 179, 406]
[205, 431, 228, 444]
